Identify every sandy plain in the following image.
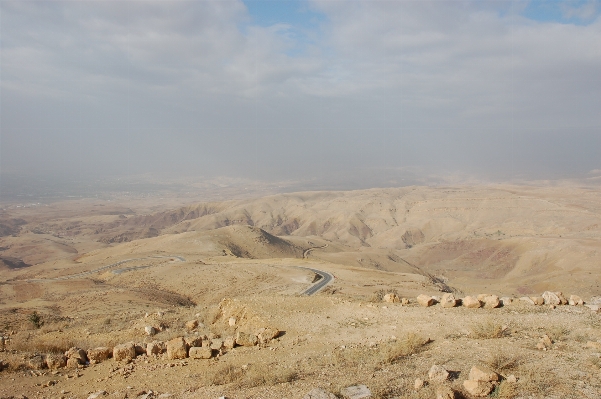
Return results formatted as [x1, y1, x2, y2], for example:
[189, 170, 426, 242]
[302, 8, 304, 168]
[0, 184, 600, 399]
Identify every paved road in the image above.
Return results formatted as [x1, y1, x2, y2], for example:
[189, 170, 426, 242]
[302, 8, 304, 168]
[298, 267, 334, 296]
[24, 254, 333, 296]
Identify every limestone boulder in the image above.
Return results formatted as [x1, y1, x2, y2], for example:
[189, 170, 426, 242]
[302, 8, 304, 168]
[144, 326, 157, 336]
[542, 291, 561, 305]
[519, 297, 535, 305]
[463, 380, 494, 397]
[113, 343, 136, 362]
[428, 364, 449, 382]
[401, 298, 410, 305]
[383, 293, 401, 303]
[235, 331, 258, 347]
[462, 296, 481, 308]
[440, 293, 458, 308]
[210, 339, 224, 350]
[482, 295, 500, 309]
[257, 327, 280, 344]
[530, 297, 545, 305]
[468, 365, 499, 382]
[500, 297, 513, 306]
[417, 294, 435, 307]
[167, 337, 188, 359]
[146, 341, 166, 356]
[223, 336, 236, 350]
[65, 347, 88, 364]
[87, 347, 111, 363]
[477, 294, 489, 301]
[45, 353, 66, 369]
[340, 384, 371, 399]
[66, 357, 81, 369]
[189, 346, 212, 359]
[28, 355, 46, 370]
[569, 295, 584, 306]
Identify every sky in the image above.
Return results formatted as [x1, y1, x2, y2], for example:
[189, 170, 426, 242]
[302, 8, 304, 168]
[1, 0, 600, 187]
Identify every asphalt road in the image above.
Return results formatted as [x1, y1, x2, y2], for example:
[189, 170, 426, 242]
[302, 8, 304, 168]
[24, 255, 333, 296]
[298, 267, 334, 296]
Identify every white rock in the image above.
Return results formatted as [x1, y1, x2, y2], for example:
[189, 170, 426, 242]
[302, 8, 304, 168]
[302, 388, 338, 399]
[428, 364, 449, 382]
[144, 326, 157, 336]
[340, 385, 371, 399]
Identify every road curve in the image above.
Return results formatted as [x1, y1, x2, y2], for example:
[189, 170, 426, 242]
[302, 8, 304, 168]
[298, 267, 334, 296]
[23, 254, 333, 296]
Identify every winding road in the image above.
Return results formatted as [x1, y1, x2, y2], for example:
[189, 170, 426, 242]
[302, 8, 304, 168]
[24, 255, 333, 296]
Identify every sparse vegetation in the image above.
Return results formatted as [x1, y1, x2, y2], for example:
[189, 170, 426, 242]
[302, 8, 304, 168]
[28, 312, 43, 329]
[382, 333, 429, 364]
[470, 319, 507, 339]
[484, 351, 521, 372]
[241, 363, 298, 387]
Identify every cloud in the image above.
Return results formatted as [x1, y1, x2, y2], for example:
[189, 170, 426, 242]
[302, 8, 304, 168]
[0, 0, 600, 183]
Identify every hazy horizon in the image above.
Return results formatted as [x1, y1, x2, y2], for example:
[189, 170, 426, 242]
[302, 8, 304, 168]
[1, 0, 600, 191]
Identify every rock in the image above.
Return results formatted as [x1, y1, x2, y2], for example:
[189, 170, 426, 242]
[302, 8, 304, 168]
[537, 335, 553, 350]
[210, 339, 224, 350]
[228, 317, 237, 326]
[462, 296, 482, 308]
[414, 378, 425, 390]
[144, 326, 157, 336]
[500, 297, 513, 306]
[586, 341, 601, 350]
[482, 295, 500, 309]
[436, 386, 455, 399]
[506, 375, 517, 383]
[185, 320, 198, 330]
[340, 384, 372, 399]
[542, 291, 561, 305]
[188, 346, 212, 359]
[184, 336, 202, 348]
[530, 296, 545, 305]
[87, 392, 107, 399]
[65, 347, 88, 363]
[417, 294, 435, 307]
[45, 353, 66, 369]
[440, 293, 458, 308]
[428, 364, 449, 382]
[235, 331, 258, 347]
[555, 292, 568, 305]
[383, 293, 401, 303]
[477, 294, 489, 301]
[589, 296, 601, 305]
[463, 380, 494, 397]
[87, 347, 111, 363]
[66, 357, 81, 368]
[113, 343, 136, 362]
[569, 295, 584, 306]
[519, 297, 535, 305]
[468, 365, 499, 382]
[257, 327, 280, 344]
[28, 355, 46, 370]
[401, 298, 410, 305]
[147, 341, 166, 356]
[302, 388, 337, 399]
[223, 336, 236, 349]
[166, 337, 188, 359]
[584, 304, 600, 312]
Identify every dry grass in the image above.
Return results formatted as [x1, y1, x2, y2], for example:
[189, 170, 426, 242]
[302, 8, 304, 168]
[544, 324, 570, 342]
[484, 351, 521, 373]
[491, 380, 518, 399]
[204, 363, 245, 386]
[517, 366, 564, 397]
[382, 333, 429, 364]
[241, 363, 298, 387]
[470, 320, 507, 339]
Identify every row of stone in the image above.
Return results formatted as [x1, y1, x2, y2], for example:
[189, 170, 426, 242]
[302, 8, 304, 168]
[414, 291, 590, 309]
[27, 328, 280, 370]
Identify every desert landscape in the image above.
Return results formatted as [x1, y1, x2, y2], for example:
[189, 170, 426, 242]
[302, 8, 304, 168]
[0, 184, 600, 399]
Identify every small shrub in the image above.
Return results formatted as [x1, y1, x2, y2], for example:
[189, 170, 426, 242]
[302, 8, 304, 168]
[383, 333, 429, 363]
[207, 363, 244, 385]
[491, 380, 518, 399]
[545, 325, 570, 342]
[241, 363, 298, 387]
[484, 351, 521, 372]
[470, 320, 506, 339]
[29, 312, 43, 329]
